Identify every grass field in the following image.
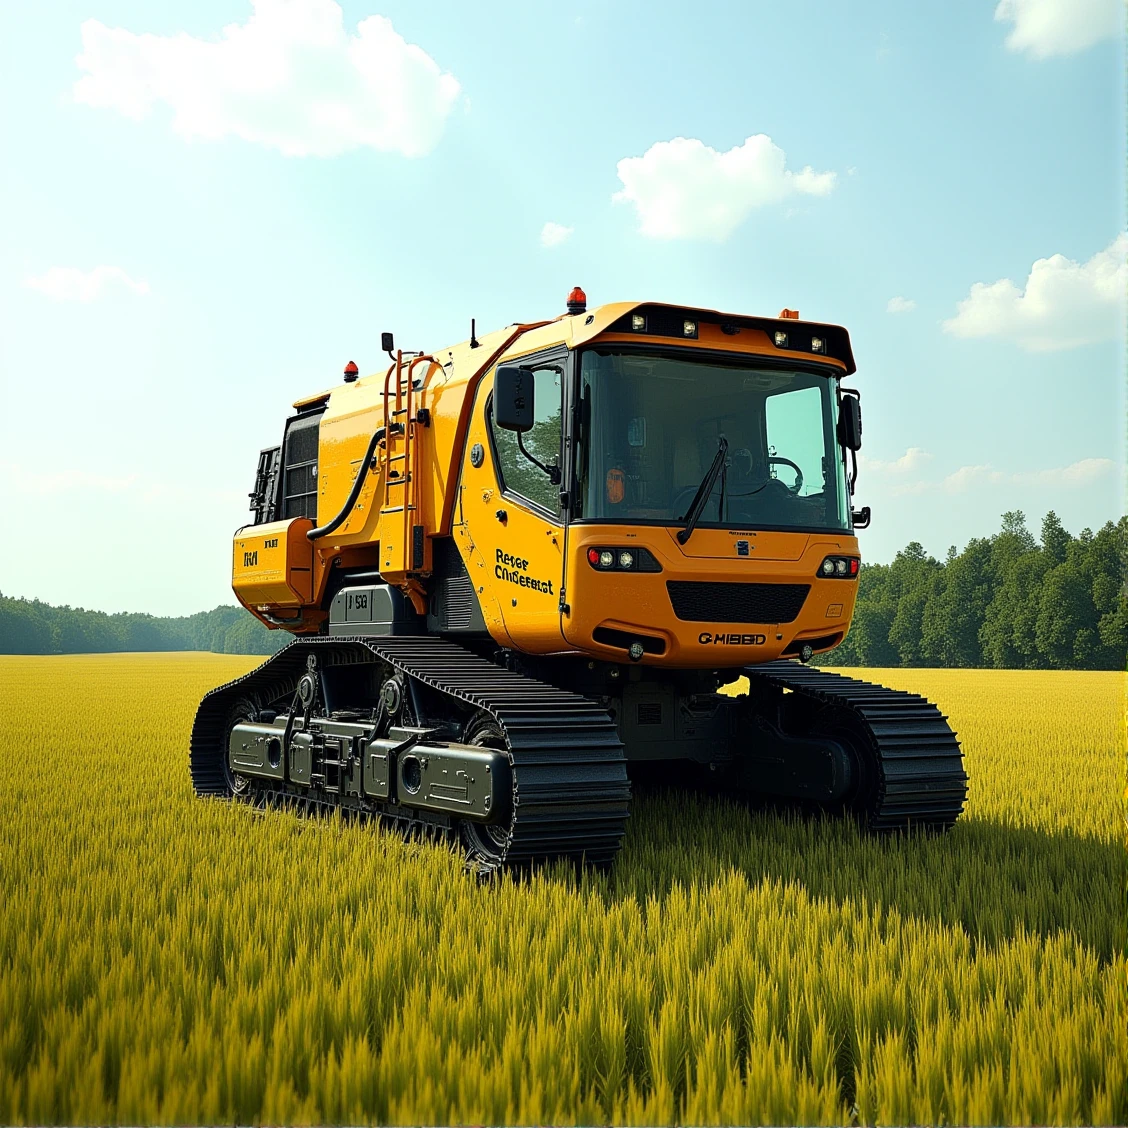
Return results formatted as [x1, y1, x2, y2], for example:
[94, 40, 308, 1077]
[0, 655, 1123, 1125]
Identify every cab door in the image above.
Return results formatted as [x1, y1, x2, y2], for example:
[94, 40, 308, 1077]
[457, 351, 568, 653]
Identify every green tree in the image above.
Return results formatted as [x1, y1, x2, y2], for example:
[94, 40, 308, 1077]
[887, 543, 942, 665]
[1041, 510, 1071, 566]
[920, 538, 993, 667]
[1035, 563, 1093, 669]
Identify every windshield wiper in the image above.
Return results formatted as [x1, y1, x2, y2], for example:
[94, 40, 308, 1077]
[677, 436, 728, 545]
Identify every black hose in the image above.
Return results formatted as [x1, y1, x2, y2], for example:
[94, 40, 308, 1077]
[307, 423, 401, 541]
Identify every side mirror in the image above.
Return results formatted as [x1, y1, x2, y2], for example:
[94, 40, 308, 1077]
[494, 366, 535, 433]
[838, 394, 862, 451]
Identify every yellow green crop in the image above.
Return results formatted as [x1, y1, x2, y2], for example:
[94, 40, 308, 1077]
[0, 656, 1123, 1124]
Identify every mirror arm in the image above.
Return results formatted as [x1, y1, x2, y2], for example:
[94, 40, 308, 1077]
[516, 431, 561, 484]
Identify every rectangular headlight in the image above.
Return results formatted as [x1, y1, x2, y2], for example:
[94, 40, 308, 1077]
[682, 319, 698, 338]
[631, 314, 647, 332]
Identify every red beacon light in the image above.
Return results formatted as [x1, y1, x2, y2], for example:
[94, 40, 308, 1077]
[343, 360, 359, 383]
[778, 308, 799, 319]
[567, 286, 587, 315]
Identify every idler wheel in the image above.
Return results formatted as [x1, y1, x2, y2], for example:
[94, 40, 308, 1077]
[458, 718, 511, 864]
[222, 698, 256, 797]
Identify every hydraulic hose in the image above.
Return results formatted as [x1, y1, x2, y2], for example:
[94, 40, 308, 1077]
[307, 423, 402, 541]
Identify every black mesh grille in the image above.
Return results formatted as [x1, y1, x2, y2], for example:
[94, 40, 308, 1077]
[432, 539, 477, 631]
[666, 581, 810, 624]
[282, 410, 323, 520]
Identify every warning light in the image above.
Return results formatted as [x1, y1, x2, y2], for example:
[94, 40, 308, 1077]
[343, 360, 359, 383]
[567, 286, 587, 314]
[779, 309, 799, 319]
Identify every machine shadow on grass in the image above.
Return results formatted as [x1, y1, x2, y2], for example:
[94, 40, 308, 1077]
[587, 790, 1122, 962]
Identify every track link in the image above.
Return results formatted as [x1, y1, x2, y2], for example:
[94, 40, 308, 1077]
[744, 661, 967, 830]
[190, 636, 631, 871]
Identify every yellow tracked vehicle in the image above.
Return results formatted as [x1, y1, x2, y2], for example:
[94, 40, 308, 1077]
[192, 290, 967, 871]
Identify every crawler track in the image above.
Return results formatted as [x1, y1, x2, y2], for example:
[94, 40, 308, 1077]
[191, 636, 631, 872]
[744, 661, 967, 830]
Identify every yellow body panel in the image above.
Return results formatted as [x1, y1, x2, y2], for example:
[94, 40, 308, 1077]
[233, 518, 314, 610]
[452, 369, 566, 652]
[235, 300, 861, 663]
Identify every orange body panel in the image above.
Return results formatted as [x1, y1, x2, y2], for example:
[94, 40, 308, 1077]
[562, 526, 858, 667]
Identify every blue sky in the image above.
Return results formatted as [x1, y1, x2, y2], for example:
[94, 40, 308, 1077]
[1, 0, 1123, 615]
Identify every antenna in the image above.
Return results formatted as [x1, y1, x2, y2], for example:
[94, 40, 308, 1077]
[470, 318, 479, 349]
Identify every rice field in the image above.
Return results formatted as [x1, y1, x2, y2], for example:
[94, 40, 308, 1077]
[0, 655, 1123, 1125]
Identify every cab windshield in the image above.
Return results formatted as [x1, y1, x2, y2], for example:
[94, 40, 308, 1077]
[575, 348, 851, 532]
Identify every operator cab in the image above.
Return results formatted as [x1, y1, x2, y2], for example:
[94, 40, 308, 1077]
[573, 348, 851, 540]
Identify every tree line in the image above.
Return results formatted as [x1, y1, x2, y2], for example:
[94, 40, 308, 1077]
[820, 511, 1127, 670]
[2, 509, 1123, 667]
[0, 596, 287, 656]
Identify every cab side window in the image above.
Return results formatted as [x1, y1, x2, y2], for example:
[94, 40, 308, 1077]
[490, 365, 562, 516]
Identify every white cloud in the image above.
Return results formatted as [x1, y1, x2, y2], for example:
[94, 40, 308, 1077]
[886, 296, 916, 314]
[994, 0, 1122, 58]
[23, 266, 150, 302]
[540, 221, 573, 248]
[612, 134, 836, 241]
[1015, 457, 1119, 487]
[73, 0, 461, 158]
[860, 448, 933, 475]
[893, 457, 1118, 496]
[942, 234, 1127, 352]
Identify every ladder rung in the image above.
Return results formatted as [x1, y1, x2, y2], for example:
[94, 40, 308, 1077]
[388, 453, 406, 461]
[382, 506, 405, 513]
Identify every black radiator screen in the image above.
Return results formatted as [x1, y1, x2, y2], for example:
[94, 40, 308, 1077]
[281, 409, 324, 521]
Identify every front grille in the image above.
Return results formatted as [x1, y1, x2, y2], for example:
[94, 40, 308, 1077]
[666, 580, 810, 624]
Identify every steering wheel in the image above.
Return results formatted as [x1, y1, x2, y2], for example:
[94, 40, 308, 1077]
[768, 456, 803, 495]
[672, 456, 805, 518]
